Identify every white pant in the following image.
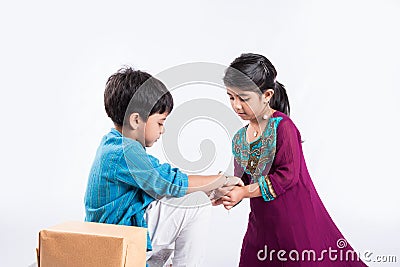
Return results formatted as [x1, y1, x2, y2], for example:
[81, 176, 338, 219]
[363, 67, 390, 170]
[144, 192, 212, 267]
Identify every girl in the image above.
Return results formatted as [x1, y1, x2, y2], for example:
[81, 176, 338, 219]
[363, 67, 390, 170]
[217, 53, 367, 266]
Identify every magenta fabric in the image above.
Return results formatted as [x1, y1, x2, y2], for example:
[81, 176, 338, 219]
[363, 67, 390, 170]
[234, 111, 367, 267]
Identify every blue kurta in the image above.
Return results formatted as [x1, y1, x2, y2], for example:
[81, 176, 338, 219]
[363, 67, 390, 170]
[84, 128, 188, 250]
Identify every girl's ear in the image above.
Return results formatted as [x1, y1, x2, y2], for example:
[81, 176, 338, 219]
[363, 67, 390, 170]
[128, 113, 141, 130]
[263, 89, 274, 102]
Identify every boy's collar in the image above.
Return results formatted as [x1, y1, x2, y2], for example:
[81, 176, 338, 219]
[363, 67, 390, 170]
[111, 128, 146, 149]
[111, 127, 122, 136]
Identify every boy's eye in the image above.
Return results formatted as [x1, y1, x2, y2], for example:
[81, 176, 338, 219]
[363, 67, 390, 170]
[240, 98, 249, 102]
[159, 123, 164, 126]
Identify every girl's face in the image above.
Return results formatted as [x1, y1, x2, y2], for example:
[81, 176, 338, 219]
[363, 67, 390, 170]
[227, 87, 268, 121]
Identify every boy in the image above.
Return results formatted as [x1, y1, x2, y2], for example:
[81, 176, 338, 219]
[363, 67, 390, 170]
[84, 67, 242, 266]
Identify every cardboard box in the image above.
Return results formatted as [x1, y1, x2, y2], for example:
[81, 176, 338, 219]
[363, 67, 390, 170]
[37, 221, 147, 267]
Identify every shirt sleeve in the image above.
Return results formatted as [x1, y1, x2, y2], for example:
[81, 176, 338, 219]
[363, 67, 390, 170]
[267, 118, 301, 197]
[118, 142, 188, 199]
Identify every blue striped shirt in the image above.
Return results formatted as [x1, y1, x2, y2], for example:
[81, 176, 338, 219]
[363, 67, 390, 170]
[84, 128, 188, 250]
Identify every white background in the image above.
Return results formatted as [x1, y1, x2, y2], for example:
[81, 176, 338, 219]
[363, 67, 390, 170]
[1, 0, 399, 266]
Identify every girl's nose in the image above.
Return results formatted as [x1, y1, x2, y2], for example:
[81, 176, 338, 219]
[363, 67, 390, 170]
[234, 99, 242, 110]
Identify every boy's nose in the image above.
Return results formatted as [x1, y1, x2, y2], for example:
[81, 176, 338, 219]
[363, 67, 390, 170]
[161, 126, 165, 134]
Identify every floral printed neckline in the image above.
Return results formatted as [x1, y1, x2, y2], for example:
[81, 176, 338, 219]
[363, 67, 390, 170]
[232, 117, 283, 183]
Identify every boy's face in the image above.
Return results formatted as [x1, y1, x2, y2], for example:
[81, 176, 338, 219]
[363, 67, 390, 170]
[144, 112, 168, 147]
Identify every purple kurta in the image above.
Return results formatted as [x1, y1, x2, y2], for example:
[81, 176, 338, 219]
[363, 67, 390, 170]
[234, 111, 366, 267]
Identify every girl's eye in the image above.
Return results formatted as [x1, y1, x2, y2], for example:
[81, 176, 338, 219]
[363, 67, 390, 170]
[159, 123, 164, 126]
[229, 97, 234, 100]
[240, 98, 249, 102]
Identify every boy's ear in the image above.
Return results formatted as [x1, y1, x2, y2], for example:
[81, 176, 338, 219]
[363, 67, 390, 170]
[128, 113, 141, 130]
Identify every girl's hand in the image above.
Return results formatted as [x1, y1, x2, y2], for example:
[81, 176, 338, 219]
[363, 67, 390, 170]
[211, 197, 224, 206]
[209, 185, 235, 202]
[221, 186, 247, 210]
[208, 175, 244, 203]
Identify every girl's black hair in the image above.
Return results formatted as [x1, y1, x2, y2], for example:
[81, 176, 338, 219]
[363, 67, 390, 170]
[223, 53, 290, 116]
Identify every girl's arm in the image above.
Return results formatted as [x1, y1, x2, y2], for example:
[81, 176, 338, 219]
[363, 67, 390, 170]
[219, 183, 261, 209]
[243, 183, 262, 198]
[222, 119, 302, 208]
[263, 119, 301, 197]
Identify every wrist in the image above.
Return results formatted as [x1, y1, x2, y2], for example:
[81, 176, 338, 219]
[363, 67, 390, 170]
[241, 185, 250, 199]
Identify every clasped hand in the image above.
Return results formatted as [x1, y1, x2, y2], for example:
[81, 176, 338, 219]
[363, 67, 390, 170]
[208, 175, 246, 210]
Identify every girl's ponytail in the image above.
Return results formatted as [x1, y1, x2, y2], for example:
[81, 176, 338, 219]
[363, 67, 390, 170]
[271, 81, 290, 116]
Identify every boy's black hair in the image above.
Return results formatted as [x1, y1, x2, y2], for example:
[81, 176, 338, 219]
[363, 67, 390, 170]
[104, 67, 173, 126]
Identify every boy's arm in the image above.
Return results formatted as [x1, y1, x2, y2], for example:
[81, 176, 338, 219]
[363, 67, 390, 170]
[186, 174, 243, 194]
[187, 175, 224, 194]
[123, 143, 242, 198]
[122, 143, 189, 199]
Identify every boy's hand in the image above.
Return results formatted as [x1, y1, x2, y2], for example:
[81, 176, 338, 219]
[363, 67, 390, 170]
[223, 176, 245, 187]
[208, 175, 244, 202]
[221, 186, 247, 210]
[209, 185, 234, 203]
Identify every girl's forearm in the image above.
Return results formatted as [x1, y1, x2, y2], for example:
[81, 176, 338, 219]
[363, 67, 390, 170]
[243, 183, 262, 198]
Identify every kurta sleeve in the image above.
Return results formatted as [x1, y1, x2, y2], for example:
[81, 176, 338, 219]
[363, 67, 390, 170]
[120, 142, 188, 199]
[234, 158, 250, 186]
[267, 118, 301, 197]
